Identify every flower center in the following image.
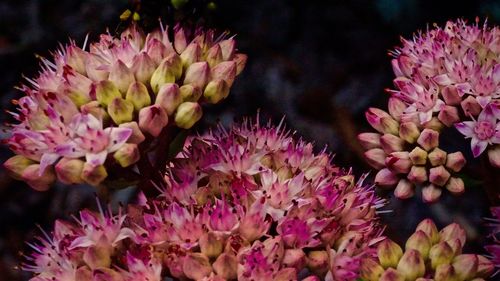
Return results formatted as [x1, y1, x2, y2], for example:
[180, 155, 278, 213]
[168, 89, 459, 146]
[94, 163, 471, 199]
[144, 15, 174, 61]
[474, 121, 495, 140]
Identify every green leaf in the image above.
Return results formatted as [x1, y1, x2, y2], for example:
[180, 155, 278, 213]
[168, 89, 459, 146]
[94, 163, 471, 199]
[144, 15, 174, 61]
[168, 129, 189, 160]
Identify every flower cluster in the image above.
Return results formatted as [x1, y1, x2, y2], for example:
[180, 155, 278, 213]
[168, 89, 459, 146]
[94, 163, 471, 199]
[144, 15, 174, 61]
[3, 24, 246, 190]
[23, 120, 385, 280]
[358, 19, 500, 201]
[361, 219, 494, 281]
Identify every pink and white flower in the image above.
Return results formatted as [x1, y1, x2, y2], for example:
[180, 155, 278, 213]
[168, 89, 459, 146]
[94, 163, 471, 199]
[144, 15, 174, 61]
[455, 106, 500, 157]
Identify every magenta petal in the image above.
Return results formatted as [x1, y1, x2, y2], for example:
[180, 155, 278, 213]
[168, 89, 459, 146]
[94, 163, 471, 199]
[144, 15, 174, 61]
[106, 127, 133, 152]
[454, 122, 475, 137]
[471, 138, 488, 157]
[55, 142, 85, 158]
[476, 96, 491, 108]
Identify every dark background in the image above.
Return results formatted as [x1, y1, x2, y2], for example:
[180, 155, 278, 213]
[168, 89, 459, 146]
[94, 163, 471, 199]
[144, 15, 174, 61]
[1, 0, 499, 280]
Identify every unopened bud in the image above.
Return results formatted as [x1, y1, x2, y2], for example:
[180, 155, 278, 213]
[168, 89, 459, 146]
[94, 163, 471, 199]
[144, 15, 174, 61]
[109, 60, 135, 94]
[375, 168, 399, 187]
[182, 253, 212, 280]
[429, 166, 451, 186]
[199, 232, 224, 258]
[282, 249, 306, 269]
[234, 53, 248, 75]
[156, 83, 182, 115]
[22, 164, 56, 191]
[211, 61, 237, 87]
[442, 86, 461, 105]
[95, 80, 122, 106]
[423, 117, 444, 131]
[377, 239, 403, 268]
[179, 84, 202, 102]
[358, 132, 382, 150]
[4, 155, 35, 180]
[175, 102, 202, 129]
[131, 52, 156, 84]
[399, 122, 420, 143]
[409, 146, 428, 165]
[360, 258, 384, 281]
[180, 43, 201, 69]
[388, 97, 407, 121]
[212, 253, 237, 280]
[429, 242, 455, 270]
[55, 158, 84, 184]
[364, 148, 386, 169]
[119, 122, 145, 144]
[428, 148, 447, 166]
[380, 134, 404, 153]
[406, 230, 432, 259]
[476, 255, 494, 278]
[438, 105, 460, 127]
[380, 268, 405, 281]
[81, 163, 108, 186]
[422, 184, 442, 203]
[219, 39, 236, 60]
[386, 151, 412, 174]
[183, 62, 210, 89]
[394, 179, 415, 199]
[439, 223, 466, 247]
[150, 56, 178, 93]
[416, 219, 440, 244]
[206, 44, 223, 67]
[417, 129, 439, 151]
[445, 152, 466, 172]
[113, 143, 140, 168]
[307, 251, 329, 276]
[407, 166, 427, 184]
[434, 264, 457, 281]
[125, 82, 151, 111]
[81, 101, 109, 121]
[487, 145, 500, 168]
[452, 254, 478, 280]
[445, 177, 464, 195]
[138, 105, 168, 137]
[461, 96, 482, 116]
[108, 98, 134, 124]
[203, 79, 230, 104]
[396, 249, 425, 280]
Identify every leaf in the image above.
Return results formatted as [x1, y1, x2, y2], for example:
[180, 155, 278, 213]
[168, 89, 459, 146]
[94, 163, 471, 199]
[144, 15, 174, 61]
[168, 129, 189, 160]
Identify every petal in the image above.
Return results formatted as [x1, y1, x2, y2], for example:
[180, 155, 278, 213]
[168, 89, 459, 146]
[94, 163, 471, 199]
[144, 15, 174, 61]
[476, 96, 491, 108]
[39, 153, 60, 175]
[86, 150, 108, 166]
[68, 236, 94, 249]
[105, 127, 133, 152]
[471, 138, 488, 157]
[455, 83, 471, 96]
[55, 142, 85, 158]
[455, 122, 475, 137]
[478, 105, 496, 123]
[433, 74, 453, 85]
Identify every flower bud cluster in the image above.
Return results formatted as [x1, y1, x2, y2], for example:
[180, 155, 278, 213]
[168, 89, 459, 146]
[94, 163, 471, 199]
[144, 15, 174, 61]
[23, 120, 384, 280]
[388, 19, 500, 164]
[359, 105, 466, 202]
[3, 24, 246, 189]
[361, 219, 494, 281]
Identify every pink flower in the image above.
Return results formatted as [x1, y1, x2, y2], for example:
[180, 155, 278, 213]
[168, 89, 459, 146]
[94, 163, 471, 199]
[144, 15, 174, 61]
[455, 106, 500, 157]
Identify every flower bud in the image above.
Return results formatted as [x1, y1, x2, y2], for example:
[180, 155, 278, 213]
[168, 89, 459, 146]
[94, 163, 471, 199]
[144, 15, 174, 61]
[358, 132, 382, 150]
[442, 86, 461, 105]
[446, 239, 463, 257]
[219, 39, 236, 60]
[95, 80, 122, 106]
[429, 242, 455, 270]
[180, 42, 201, 69]
[211, 61, 237, 87]
[109, 60, 135, 94]
[417, 129, 439, 151]
[428, 148, 447, 166]
[377, 239, 403, 268]
[275, 268, 298, 281]
[409, 147, 428, 165]
[452, 254, 478, 280]
[386, 152, 412, 174]
[113, 143, 140, 168]
[422, 184, 442, 203]
[388, 97, 407, 121]
[203, 79, 230, 104]
[81, 163, 108, 186]
[364, 148, 386, 169]
[108, 98, 134, 124]
[182, 253, 212, 280]
[380, 134, 404, 153]
[423, 117, 444, 131]
[434, 264, 457, 281]
[429, 166, 451, 186]
[397, 249, 425, 280]
[406, 230, 432, 259]
[461, 96, 482, 116]
[487, 145, 500, 168]
[394, 179, 415, 199]
[445, 177, 464, 195]
[4, 155, 35, 180]
[399, 122, 420, 143]
[212, 253, 237, 280]
[416, 219, 440, 244]
[86, 54, 108, 81]
[179, 84, 202, 102]
[150, 56, 177, 93]
[375, 168, 399, 187]
[366, 108, 395, 133]
[138, 105, 168, 137]
[282, 249, 306, 269]
[131, 52, 156, 84]
[199, 232, 224, 258]
[175, 102, 202, 129]
[183, 62, 210, 89]
[125, 81, 151, 111]
[234, 53, 248, 75]
[206, 44, 223, 67]
[380, 268, 405, 281]
[407, 166, 427, 184]
[173, 27, 187, 52]
[83, 246, 111, 269]
[439, 223, 466, 247]
[476, 255, 494, 278]
[307, 250, 329, 276]
[55, 158, 85, 184]
[119, 122, 145, 144]
[360, 258, 384, 281]
[445, 152, 466, 172]
[22, 164, 56, 191]
[81, 101, 108, 121]
[438, 105, 460, 127]
[156, 83, 182, 115]
[65, 45, 87, 75]
[64, 68, 92, 106]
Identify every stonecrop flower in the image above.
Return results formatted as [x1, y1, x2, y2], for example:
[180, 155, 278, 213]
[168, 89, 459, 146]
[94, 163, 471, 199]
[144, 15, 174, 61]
[358, 19, 500, 201]
[24, 118, 385, 281]
[361, 219, 494, 281]
[3, 23, 247, 190]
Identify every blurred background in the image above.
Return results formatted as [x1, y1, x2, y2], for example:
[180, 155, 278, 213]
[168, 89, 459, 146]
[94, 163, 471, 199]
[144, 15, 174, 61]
[1, 0, 499, 279]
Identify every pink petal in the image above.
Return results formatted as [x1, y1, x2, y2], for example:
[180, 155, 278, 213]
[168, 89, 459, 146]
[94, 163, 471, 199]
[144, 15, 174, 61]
[455, 83, 472, 96]
[433, 74, 452, 86]
[39, 153, 60, 175]
[86, 150, 108, 166]
[55, 142, 85, 158]
[471, 138, 488, 157]
[68, 236, 94, 249]
[105, 127, 133, 152]
[454, 122, 475, 137]
[478, 105, 496, 123]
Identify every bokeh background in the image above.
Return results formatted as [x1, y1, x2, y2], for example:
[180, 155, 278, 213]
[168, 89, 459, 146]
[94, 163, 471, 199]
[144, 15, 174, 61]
[1, 0, 500, 279]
